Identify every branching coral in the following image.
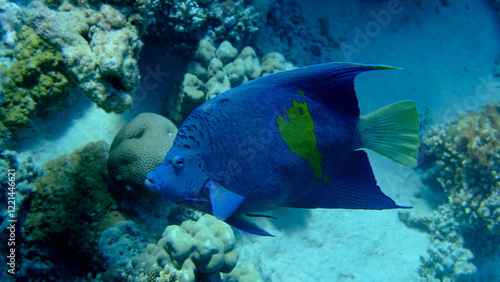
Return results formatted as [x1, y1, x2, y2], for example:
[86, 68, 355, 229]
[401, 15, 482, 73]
[420, 103, 500, 240]
[400, 102, 500, 280]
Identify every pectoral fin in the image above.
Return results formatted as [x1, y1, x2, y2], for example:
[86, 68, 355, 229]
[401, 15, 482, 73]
[245, 213, 277, 219]
[205, 179, 244, 220]
[225, 214, 275, 237]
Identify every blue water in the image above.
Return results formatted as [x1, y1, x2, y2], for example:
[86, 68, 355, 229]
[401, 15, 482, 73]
[1, 0, 499, 281]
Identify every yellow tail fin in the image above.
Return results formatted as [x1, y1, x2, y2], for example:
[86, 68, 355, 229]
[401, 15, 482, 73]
[359, 101, 419, 166]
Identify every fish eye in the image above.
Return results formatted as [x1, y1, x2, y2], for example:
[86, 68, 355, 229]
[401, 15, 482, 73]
[172, 155, 185, 168]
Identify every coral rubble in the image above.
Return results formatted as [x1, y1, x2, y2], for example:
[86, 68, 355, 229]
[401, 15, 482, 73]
[400, 102, 500, 280]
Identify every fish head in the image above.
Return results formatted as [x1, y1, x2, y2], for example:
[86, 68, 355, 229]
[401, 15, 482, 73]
[145, 146, 208, 203]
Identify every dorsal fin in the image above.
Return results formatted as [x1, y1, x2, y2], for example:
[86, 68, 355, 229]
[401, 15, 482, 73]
[251, 62, 400, 118]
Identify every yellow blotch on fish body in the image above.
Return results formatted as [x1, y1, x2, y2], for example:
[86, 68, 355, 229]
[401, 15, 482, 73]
[276, 100, 324, 179]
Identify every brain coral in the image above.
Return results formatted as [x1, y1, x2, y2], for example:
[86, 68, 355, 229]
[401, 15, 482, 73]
[0, 25, 71, 142]
[21, 141, 127, 280]
[400, 102, 500, 280]
[108, 113, 178, 195]
[127, 214, 242, 282]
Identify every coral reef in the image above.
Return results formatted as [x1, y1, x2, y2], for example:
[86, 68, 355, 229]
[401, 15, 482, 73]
[400, 102, 500, 280]
[420, 102, 500, 243]
[400, 208, 478, 281]
[151, 0, 260, 46]
[98, 221, 149, 269]
[257, 0, 338, 66]
[108, 113, 178, 195]
[0, 0, 22, 47]
[107, 112, 179, 249]
[127, 214, 244, 282]
[0, 150, 38, 229]
[20, 141, 127, 279]
[0, 25, 71, 145]
[0, 149, 37, 282]
[24, 0, 158, 113]
[170, 38, 293, 123]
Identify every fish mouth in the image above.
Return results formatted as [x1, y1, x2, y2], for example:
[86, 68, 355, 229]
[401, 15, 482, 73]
[145, 177, 155, 186]
[144, 173, 162, 192]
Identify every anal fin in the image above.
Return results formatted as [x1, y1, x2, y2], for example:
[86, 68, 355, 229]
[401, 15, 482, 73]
[289, 151, 409, 210]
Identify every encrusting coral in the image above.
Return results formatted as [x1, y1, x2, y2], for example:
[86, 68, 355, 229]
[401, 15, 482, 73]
[24, 0, 158, 113]
[171, 38, 294, 124]
[124, 214, 262, 282]
[400, 102, 500, 280]
[21, 141, 127, 279]
[0, 25, 71, 142]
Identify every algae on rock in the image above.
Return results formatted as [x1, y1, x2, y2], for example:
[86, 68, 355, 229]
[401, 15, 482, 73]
[0, 25, 71, 142]
[125, 214, 264, 282]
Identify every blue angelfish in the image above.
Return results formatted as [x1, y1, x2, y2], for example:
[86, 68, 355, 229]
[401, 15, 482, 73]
[145, 63, 419, 236]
